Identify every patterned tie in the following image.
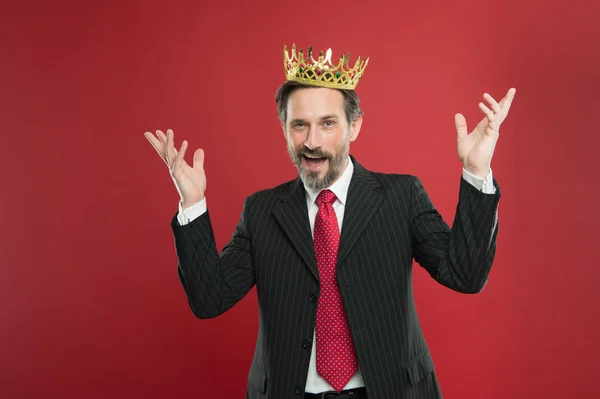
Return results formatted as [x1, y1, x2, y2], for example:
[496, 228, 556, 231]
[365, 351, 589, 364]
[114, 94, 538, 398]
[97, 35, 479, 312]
[314, 189, 358, 392]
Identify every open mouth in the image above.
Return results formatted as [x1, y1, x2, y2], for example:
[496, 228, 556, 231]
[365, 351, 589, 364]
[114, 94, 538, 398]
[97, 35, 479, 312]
[302, 154, 327, 171]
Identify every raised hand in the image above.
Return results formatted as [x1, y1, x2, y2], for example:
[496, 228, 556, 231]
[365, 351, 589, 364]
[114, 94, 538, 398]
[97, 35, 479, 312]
[144, 129, 206, 208]
[455, 88, 516, 178]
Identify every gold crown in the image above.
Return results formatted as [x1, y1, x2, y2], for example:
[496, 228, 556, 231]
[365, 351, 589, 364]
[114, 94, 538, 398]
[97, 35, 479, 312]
[283, 44, 369, 90]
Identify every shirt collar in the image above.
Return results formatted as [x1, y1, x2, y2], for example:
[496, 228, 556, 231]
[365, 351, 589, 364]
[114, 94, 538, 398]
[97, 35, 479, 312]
[304, 155, 354, 207]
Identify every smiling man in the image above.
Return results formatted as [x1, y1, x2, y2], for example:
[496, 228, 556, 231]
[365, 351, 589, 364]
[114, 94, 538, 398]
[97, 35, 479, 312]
[282, 84, 361, 191]
[144, 44, 516, 399]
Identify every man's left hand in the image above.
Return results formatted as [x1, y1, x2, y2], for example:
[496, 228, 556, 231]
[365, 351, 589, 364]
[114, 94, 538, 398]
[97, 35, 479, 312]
[455, 88, 516, 178]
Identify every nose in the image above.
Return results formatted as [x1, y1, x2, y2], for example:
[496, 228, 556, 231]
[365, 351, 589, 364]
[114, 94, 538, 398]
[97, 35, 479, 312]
[305, 127, 322, 150]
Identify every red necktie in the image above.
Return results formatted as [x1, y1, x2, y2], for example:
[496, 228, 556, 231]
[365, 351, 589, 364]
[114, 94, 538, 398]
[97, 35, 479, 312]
[314, 189, 358, 392]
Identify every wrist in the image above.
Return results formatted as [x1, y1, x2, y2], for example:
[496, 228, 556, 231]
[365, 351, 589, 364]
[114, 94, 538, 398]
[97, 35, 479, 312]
[181, 196, 204, 210]
[464, 165, 490, 179]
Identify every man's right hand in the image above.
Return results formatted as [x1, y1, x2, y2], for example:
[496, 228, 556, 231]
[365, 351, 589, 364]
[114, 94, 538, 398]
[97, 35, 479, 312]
[144, 129, 206, 209]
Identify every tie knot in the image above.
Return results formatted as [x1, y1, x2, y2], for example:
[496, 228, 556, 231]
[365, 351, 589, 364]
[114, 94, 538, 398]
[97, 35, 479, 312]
[316, 189, 336, 206]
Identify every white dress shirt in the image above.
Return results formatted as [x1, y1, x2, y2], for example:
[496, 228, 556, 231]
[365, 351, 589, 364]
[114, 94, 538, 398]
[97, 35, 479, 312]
[175, 157, 496, 392]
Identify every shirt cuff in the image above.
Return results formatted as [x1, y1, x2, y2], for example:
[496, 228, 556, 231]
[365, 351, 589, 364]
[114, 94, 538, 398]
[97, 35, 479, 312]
[177, 197, 207, 225]
[462, 168, 496, 194]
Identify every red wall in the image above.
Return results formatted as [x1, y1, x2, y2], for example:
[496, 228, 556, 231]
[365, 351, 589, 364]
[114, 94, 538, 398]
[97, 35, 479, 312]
[1, 0, 599, 397]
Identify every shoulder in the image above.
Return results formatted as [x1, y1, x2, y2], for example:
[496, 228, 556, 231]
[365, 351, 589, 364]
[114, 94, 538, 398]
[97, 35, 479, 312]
[363, 171, 430, 211]
[243, 178, 299, 208]
[368, 170, 421, 193]
[352, 157, 421, 193]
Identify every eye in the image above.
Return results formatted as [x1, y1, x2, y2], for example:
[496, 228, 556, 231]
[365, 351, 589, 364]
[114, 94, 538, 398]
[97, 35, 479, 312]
[324, 120, 335, 127]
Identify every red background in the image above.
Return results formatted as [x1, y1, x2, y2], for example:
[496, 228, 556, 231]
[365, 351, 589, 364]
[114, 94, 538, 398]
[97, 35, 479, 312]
[1, 0, 599, 398]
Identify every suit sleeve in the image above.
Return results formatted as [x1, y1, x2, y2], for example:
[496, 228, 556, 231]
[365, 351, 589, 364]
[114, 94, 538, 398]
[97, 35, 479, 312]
[409, 175, 501, 294]
[170, 196, 255, 318]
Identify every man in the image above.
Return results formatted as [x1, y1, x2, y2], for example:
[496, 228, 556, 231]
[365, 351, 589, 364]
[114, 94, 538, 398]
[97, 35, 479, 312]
[144, 44, 516, 399]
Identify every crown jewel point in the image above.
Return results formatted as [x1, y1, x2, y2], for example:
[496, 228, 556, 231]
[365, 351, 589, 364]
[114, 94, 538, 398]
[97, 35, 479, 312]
[282, 44, 368, 90]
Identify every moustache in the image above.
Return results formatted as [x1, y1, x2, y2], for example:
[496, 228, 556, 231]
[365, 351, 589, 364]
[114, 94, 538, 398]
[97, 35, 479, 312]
[296, 148, 332, 160]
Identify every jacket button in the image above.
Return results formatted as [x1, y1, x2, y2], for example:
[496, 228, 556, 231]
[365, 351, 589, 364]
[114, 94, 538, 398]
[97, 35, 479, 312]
[302, 338, 312, 349]
[295, 386, 302, 395]
[309, 294, 317, 303]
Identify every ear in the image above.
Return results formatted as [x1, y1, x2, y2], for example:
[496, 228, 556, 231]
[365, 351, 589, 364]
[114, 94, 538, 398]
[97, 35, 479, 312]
[280, 121, 287, 137]
[349, 115, 363, 142]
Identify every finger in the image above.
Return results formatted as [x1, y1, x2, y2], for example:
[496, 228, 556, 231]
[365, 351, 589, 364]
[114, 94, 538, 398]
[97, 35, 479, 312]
[164, 129, 176, 167]
[499, 87, 516, 115]
[167, 128, 179, 159]
[171, 140, 194, 165]
[156, 129, 166, 144]
[193, 148, 205, 171]
[483, 93, 501, 115]
[144, 131, 168, 164]
[158, 129, 177, 163]
[454, 113, 468, 140]
[173, 140, 188, 172]
[486, 121, 499, 136]
[144, 131, 162, 151]
[478, 102, 495, 123]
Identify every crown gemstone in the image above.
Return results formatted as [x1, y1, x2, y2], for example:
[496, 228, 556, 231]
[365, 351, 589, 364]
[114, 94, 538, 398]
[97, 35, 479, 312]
[283, 44, 368, 90]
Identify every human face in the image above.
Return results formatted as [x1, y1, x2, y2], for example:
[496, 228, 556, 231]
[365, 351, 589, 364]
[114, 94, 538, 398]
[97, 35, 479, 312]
[282, 87, 362, 190]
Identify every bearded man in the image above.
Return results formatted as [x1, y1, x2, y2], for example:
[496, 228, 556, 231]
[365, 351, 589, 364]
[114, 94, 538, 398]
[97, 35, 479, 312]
[144, 44, 516, 399]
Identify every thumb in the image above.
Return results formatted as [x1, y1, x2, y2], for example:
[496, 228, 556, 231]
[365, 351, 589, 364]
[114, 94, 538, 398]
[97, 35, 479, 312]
[455, 113, 468, 140]
[193, 148, 205, 170]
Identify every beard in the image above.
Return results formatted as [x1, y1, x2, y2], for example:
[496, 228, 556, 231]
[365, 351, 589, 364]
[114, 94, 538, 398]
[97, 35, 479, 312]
[287, 136, 350, 191]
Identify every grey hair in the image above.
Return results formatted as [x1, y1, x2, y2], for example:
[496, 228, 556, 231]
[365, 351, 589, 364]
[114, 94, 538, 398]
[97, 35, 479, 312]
[274, 81, 363, 125]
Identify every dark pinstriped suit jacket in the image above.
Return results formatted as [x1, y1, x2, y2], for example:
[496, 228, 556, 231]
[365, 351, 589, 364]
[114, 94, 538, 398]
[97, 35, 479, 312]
[171, 156, 501, 399]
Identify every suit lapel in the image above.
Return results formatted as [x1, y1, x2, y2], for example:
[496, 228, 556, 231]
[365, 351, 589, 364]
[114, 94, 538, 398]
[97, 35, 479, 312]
[272, 178, 320, 282]
[271, 158, 383, 281]
[337, 157, 383, 268]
